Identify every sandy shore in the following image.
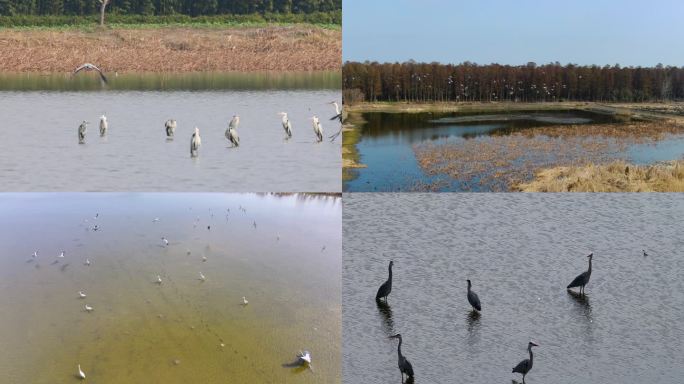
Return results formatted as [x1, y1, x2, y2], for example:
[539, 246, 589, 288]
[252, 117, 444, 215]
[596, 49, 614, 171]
[0, 25, 340, 72]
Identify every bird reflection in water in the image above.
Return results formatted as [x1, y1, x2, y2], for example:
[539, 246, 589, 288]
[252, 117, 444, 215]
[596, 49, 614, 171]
[376, 299, 395, 335]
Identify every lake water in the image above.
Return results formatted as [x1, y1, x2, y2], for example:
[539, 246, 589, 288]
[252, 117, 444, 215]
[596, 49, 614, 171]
[343, 111, 684, 192]
[343, 193, 684, 384]
[0, 90, 341, 191]
[0, 193, 341, 384]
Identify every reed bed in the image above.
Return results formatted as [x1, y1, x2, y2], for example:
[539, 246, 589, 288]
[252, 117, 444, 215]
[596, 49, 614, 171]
[0, 25, 341, 72]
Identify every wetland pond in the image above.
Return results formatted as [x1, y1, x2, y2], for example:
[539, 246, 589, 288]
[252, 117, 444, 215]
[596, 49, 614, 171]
[343, 193, 684, 384]
[0, 193, 341, 383]
[0, 72, 341, 192]
[344, 109, 684, 192]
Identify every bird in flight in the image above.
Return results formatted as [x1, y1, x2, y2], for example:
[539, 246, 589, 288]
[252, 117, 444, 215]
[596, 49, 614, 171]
[73, 63, 108, 84]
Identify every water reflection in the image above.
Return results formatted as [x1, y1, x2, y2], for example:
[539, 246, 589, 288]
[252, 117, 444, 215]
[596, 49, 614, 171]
[376, 299, 395, 335]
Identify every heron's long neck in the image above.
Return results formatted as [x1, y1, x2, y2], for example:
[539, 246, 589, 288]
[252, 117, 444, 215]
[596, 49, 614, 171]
[528, 346, 534, 365]
[388, 264, 393, 284]
[587, 258, 592, 275]
[397, 337, 402, 357]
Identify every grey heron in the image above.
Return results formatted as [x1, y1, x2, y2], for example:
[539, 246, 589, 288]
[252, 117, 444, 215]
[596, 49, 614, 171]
[311, 116, 323, 142]
[389, 334, 414, 383]
[165, 119, 176, 138]
[642, 249, 648, 257]
[567, 253, 593, 295]
[376, 260, 393, 301]
[467, 279, 481, 312]
[279, 112, 292, 138]
[512, 341, 539, 383]
[225, 117, 240, 147]
[99, 114, 108, 136]
[78, 121, 88, 144]
[328, 101, 343, 141]
[190, 127, 201, 157]
[73, 63, 108, 84]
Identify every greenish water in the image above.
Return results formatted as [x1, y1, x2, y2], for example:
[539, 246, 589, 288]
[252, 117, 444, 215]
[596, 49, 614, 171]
[0, 71, 341, 91]
[0, 193, 341, 383]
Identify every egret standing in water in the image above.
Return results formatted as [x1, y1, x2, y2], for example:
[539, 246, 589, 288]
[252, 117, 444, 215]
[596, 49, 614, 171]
[165, 119, 176, 138]
[199, 272, 206, 281]
[389, 334, 414, 383]
[78, 291, 87, 298]
[99, 114, 108, 137]
[311, 116, 323, 142]
[84, 304, 93, 312]
[77, 364, 86, 379]
[226, 116, 240, 147]
[512, 341, 539, 384]
[567, 253, 593, 296]
[156, 275, 162, 284]
[78, 121, 88, 144]
[466, 279, 481, 312]
[376, 260, 393, 302]
[241, 296, 249, 305]
[190, 127, 201, 157]
[278, 112, 292, 138]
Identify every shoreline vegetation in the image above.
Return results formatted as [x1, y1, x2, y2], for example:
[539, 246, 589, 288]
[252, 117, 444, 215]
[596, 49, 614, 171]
[342, 101, 684, 191]
[0, 25, 341, 72]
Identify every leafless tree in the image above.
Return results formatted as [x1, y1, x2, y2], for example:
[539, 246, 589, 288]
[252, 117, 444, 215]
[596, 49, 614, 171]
[98, 0, 111, 26]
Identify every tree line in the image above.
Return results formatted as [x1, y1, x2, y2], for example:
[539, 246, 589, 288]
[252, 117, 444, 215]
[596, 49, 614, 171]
[0, 0, 341, 16]
[343, 61, 684, 104]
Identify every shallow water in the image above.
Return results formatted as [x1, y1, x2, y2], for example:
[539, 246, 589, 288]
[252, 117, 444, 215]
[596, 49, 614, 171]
[343, 193, 684, 384]
[0, 193, 341, 383]
[0, 90, 341, 191]
[344, 111, 684, 192]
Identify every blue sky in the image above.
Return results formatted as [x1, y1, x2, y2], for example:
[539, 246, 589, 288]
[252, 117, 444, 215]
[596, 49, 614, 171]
[343, 0, 684, 66]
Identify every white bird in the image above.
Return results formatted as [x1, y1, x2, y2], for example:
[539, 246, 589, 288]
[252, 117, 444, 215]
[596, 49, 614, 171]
[58, 251, 65, 258]
[156, 275, 162, 284]
[202, 256, 207, 262]
[241, 296, 249, 305]
[199, 272, 206, 281]
[311, 116, 323, 142]
[152, 217, 160, 223]
[99, 114, 108, 136]
[161, 237, 169, 246]
[78, 291, 87, 298]
[73, 63, 108, 83]
[279, 112, 292, 138]
[84, 258, 91, 266]
[165, 119, 176, 138]
[77, 364, 86, 379]
[84, 304, 93, 312]
[190, 127, 201, 157]
[32, 251, 37, 258]
[225, 115, 240, 147]
[78, 121, 88, 144]
[298, 350, 312, 365]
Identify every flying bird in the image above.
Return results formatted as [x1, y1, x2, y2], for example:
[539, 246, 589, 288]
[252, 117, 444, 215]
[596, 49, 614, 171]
[328, 101, 343, 141]
[73, 63, 108, 84]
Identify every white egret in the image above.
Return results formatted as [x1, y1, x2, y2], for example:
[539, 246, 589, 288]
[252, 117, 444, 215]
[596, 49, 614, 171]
[77, 364, 86, 379]
[298, 350, 312, 365]
[311, 116, 323, 142]
[278, 112, 292, 138]
[84, 304, 93, 312]
[225, 116, 240, 147]
[85, 258, 91, 266]
[241, 296, 248, 305]
[156, 275, 162, 284]
[78, 121, 88, 144]
[99, 114, 108, 136]
[73, 63, 107, 84]
[199, 272, 206, 281]
[165, 119, 176, 138]
[190, 127, 201, 157]
[58, 251, 65, 258]
[78, 291, 87, 298]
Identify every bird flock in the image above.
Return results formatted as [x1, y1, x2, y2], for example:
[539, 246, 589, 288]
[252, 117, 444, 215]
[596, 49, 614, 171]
[74, 102, 343, 156]
[375, 252, 598, 383]
[24, 204, 320, 381]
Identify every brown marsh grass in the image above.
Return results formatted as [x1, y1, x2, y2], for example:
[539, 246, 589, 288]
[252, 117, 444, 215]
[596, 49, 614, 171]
[0, 26, 341, 72]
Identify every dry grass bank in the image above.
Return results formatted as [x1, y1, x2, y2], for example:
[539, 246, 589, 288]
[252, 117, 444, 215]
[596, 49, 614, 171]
[516, 160, 684, 192]
[0, 25, 340, 72]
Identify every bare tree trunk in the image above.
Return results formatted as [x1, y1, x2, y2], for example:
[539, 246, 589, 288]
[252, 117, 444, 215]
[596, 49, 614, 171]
[99, 0, 110, 26]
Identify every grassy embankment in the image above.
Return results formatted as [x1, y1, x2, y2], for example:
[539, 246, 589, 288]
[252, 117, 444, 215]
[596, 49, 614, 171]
[0, 12, 341, 73]
[343, 101, 684, 191]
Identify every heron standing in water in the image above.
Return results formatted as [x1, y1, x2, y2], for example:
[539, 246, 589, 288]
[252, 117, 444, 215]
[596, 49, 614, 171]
[78, 121, 88, 144]
[99, 114, 108, 136]
[512, 341, 539, 383]
[279, 112, 293, 138]
[376, 260, 393, 301]
[389, 334, 414, 383]
[567, 253, 593, 295]
[226, 117, 240, 147]
[190, 127, 201, 157]
[311, 116, 323, 142]
[165, 119, 176, 138]
[467, 279, 481, 312]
